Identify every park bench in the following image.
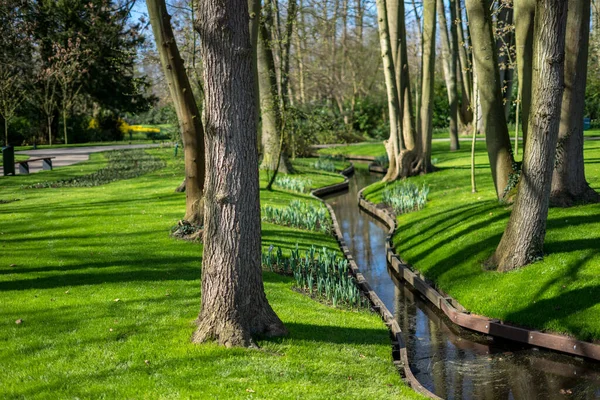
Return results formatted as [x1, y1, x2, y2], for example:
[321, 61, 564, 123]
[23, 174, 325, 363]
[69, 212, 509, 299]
[16, 157, 55, 174]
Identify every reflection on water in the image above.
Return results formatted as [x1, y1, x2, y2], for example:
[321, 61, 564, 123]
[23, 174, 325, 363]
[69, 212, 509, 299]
[324, 167, 600, 400]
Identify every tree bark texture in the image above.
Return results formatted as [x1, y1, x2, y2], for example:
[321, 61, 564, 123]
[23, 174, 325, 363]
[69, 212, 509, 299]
[257, 3, 293, 173]
[437, 0, 460, 151]
[397, 0, 417, 151]
[465, 0, 515, 200]
[550, 0, 600, 206]
[148, 0, 206, 225]
[193, 0, 287, 346]
[515, 0, 536, 148]
[489, 0, 567, 272]
[417, 0, 437, 172]
[375, 0, 404, 182]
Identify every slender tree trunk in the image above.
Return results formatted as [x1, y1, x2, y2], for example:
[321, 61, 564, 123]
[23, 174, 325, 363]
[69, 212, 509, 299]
[148, 0, 206, 225]
[455, 0, 472, 106]
[471, 68, 478, 193]
[375, 0, 404, 182]
[258, 1, 293, 173]
[515, 0, 535, 149]
[193, 0, 287, 346]
[550, 0, 600, 206]
[495, 5, 515, 120]
[47, 116, 52, 146]
[417, 0, 437, 172]
[279, 0, 297, 109]
[398, 0, 417, 150]
[437, 0, 459, 151]
[63, 109, 68, 145]
[489, 0, 567, 272]
[465, 0, 515, 200]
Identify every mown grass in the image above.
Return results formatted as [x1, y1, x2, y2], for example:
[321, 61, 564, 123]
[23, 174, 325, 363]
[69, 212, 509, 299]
[363, 140, 600, 342]
[0, 149, 421, 399]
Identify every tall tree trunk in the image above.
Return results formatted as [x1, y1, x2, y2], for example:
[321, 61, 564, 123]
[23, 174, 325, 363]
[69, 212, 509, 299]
[416, 0, 437, 171]
[495, 5, 515, 120]
[398, 0, 417, 150]
[454, 0, 473, 129]
[437, 0, 460, 151]
[489, 0, 567, 272]
[148, 0, 206, 225]
[375, 0, 404, 182]
[63, 110, 68, 145]
[258, 1, 293, 173]
[279, 0, 297, 109]
[47, 116, 52, 146]
[550, 0, 600, 206]
[515, 0, 535, 149]
[193, 0, 287, 346]
[465, 0, 515, 200]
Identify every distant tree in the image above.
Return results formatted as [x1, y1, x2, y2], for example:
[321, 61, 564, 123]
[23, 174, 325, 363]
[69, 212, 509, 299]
[489, 0, 567, 271]
[192, 0, 287, 346]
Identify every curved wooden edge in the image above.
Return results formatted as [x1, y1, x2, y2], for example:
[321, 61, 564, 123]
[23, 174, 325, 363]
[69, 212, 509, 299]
[310, 167, 441, 400]
[368, 163, 387, 174]
[357, 190, 600, 362]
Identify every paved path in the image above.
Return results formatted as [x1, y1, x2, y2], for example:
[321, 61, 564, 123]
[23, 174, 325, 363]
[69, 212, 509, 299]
[1, 143, 163, 175]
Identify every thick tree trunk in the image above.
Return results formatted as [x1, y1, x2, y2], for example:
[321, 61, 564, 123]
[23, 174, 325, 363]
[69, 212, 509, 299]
[465, 0, 515, 200]
[147, 0, 206, 226]
[437, 0, 459, 151]
[416, 0, 437, 172]
[489, 0, 567, 272]
[515, 0, 536, 149]
[550, 0, 600, 206]
[257, 2, 293, 173]
[193, 0, 287, 347]
[375, 0, 404, 182]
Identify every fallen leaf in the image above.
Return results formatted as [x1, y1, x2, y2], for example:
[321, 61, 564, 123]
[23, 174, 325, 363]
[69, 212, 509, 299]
[246, 388, 255, 393]
[359, 354, 366, 358]
[144, 360, 150, 365]
[9, 264, 16, 267]
[65, 290, 70, 294]
[347, 376, 353, 380]
[109, 328, 113, 332]
[114, 298, 120, 302]
[15, 319, 23, 324]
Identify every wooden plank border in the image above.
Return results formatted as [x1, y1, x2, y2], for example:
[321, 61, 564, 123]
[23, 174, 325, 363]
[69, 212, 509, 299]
[357, 188, 600, 362]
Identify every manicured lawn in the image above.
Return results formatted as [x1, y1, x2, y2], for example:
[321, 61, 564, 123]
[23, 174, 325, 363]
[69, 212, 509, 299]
[318, 142, 386, 158]
[0, 149, 421, 399]
[14, 140, 158, 151]
[363, 141, 600, 342]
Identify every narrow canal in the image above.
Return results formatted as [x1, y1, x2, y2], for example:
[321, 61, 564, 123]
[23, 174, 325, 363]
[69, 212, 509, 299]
[324, 166, 600, 400]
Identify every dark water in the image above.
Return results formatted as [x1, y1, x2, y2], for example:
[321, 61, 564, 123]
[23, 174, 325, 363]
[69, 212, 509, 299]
[324, 167, 600, 400]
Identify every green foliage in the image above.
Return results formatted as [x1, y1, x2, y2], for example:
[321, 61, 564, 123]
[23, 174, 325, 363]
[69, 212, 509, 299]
[274, 175, 313, 193]
[128, 104, 178, 126]
[374, 154, 389, 168]
[263, 245, 369, 309]
[24, 149, 164, 188]
[262, 200, 331, 233]
[382, 182, 429, 214]
[312, 156, 337, 172]
[352, 97, 389, 140]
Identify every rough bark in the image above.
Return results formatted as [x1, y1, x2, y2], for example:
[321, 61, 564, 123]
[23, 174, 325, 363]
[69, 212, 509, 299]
[550, 0, 600, 206]
[416, 0, 437, 172]
[515, 0, 536, 148]
[375, 0, 404, 182]
[465, 0, 515, 200]
[147, 0, 205, 226]
[489, 0, 567, 272]
[193, 0, 287, 346]
[437, 0, 460, 151]
[258, 1, 293, 173]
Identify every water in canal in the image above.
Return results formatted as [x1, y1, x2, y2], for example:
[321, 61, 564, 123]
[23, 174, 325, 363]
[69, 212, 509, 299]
[324, 167, 600, 400]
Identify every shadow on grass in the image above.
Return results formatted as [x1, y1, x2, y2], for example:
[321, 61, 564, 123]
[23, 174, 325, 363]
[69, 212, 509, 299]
[262, 322, 390, 346]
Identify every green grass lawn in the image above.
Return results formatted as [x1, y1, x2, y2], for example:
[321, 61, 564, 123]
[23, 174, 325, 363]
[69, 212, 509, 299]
[0, 149, 421, 399]
[363, 140, 600, 342]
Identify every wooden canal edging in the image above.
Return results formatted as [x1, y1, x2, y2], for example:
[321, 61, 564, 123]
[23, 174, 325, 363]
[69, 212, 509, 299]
[310, 164, 441, 400]
[357, 189, 600, 362]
